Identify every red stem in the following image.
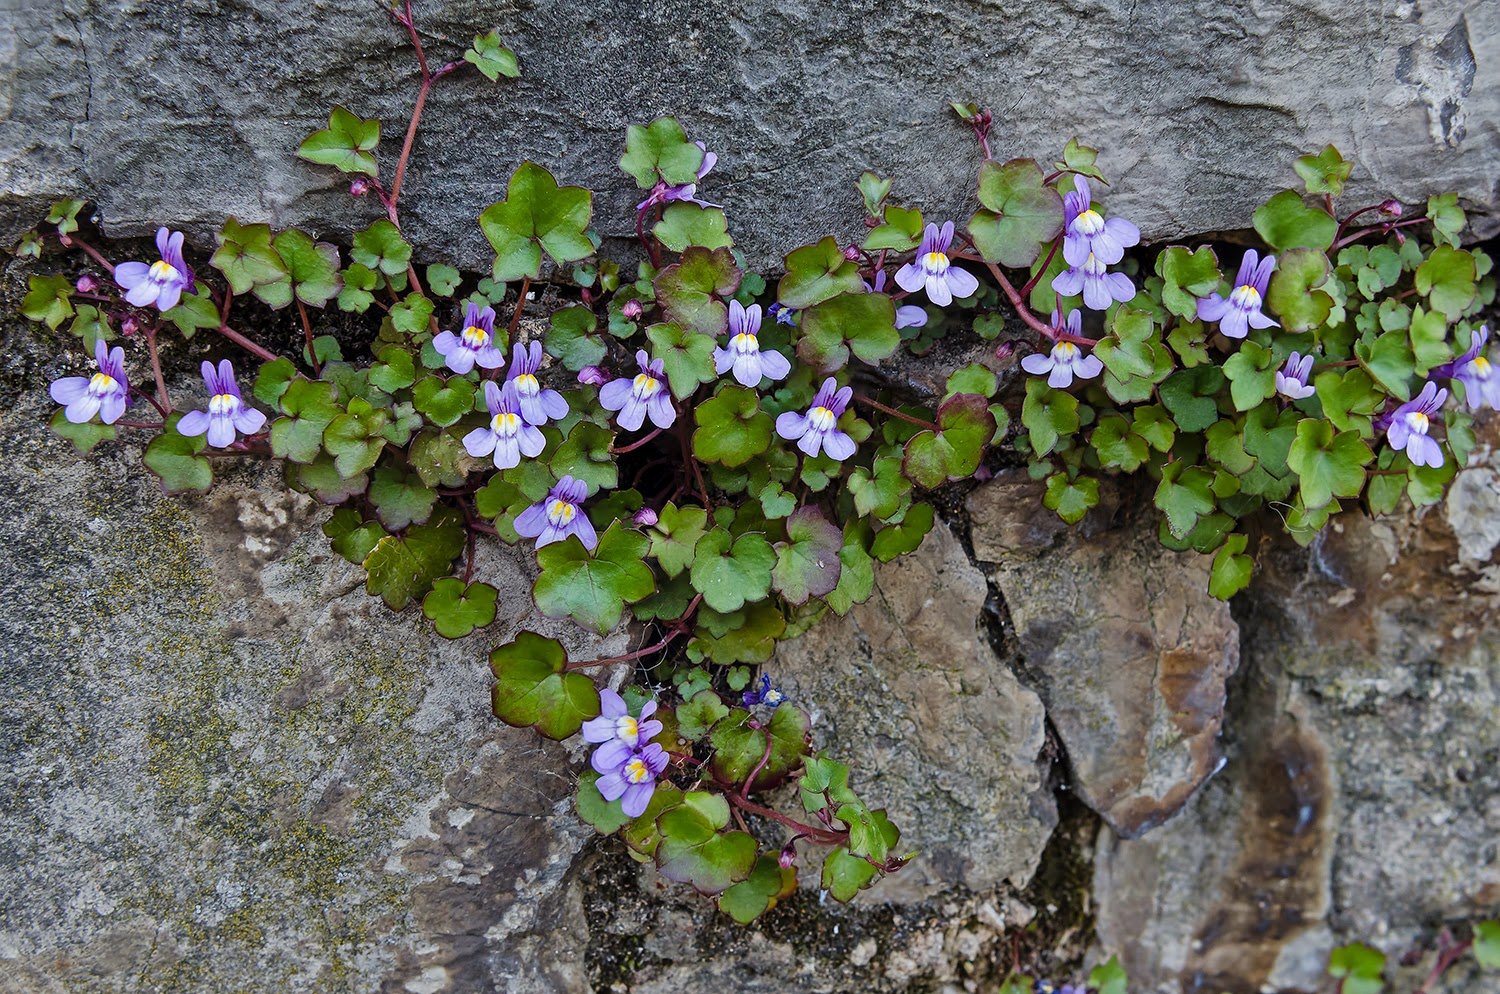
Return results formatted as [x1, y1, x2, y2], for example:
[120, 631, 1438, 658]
[508, 275, 532, 339]
[62, 234, 116, 275]
[564, 594, 703, 671]
[113, 418, 165, 430]
[611, 426, 666, 455]
[724, 793, 846, 845]
[144, 325, 171, 413]
[296, 299, 321, 375]
[853, 393, 937, 431]
[741, 734, 775, 797]
[217, 323, 282, 364]
[1018, 236, 1062, 297]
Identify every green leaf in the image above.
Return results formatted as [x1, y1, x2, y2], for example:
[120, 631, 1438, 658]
[778, 237, 863, 309]
[575, 769, 634, 835]
[361, 504, 461, 595]
[689, 527, 775, 612]
[421, 578, 498, 639]
[533, 522, 655, 634]
[323, 403, 388, 477]
[798, 291, 900, 370]
[826, 528, 875, 614]
[654, 246, 741, 335]
[272, 229, 342, 309]
[655, 791, 757, 895]
[411, 376, 476, 428]
[464, 30, 519, 81]
[694, 385, 773, 467]
[1044, 473, 1098, 524]
[323, 508, 386, 564]
[49, 408, 116, 454]
[540, 305, 606, 372]
[871, 502, 933, 562]
[1159, 365, 1225, 429]
[1090, 415, 1149, 472]
[1057, 137, 1107, 182]
[369, 346, 417, 393]
[709, 705, 812, 790]
[653, 203, 733, 252]
[1266, 247, 1334, 333]
[479, 161, 595, 281]
[849, 454, 912, 519]
[368, 465, 438, 529]
[1287, 418, 1373, 510]
[143, 419, 215, 495]
[648, 503, 709, 578]
[268, 378, 338, 462]
[1156, 246, 1221, 320]
[862, 204, 923, 252]
[1408, 305, 1451, 375]
[687, 600, 787, 664]
[902, 394, 994, 487]
[490, 631, 601, 740]
[1021, 378, 1079, 457]
[162, 290, 220, 340]
[821, 810, 899, 901]
[718, 854, 796, 924]
[297, 105, 380, 176]
[1209, 533, 1253, 599]
[1088, 955, 1129, 994]
[677, 689, 730, 741]
[337, 263, 380, 312]
[1243, 404, 1300, 476]
[1415, 244, 1477, 318]
[1355, 330, 1416, 400]
[211, 218, 288, 295]
[1221, 342, 1278, 412]
[619, 117, 704, 187]
[1473, 920, 1500, 969]
[1328, 942, 1386, 994]
[351, 219, 412, 278]
[551, 420, 618, 493]
[390, 292, 434, 335]
[45, 198, 86, 236]
[1154, 462, 1216, 539]
[1252, 190, 1336, 252]
[21, 275, 74, 330]
[772, 507, 843, 604]
[1426, 192, 1466, 248]
[968, 158, 1064, 268]
[645, 321, 718, 398]
[1293, 144, 1352, 196]
[857, 172, 892, 216]
[425, 263, 461, 297]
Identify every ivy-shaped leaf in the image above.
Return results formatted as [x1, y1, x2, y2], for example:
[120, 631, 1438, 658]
[143, 414, 212, 495]
[1266, 247, 1334, 333]
[689, 527, 775, 612]
[490, 631, 601, 740]
[797, 291, 900, 370]
[1044, 473, 1099, 524]
[655, 791, 757, 895]
[1252, 190, 1336, 252]
[368, 465, 438, 529]
[718, 854, 797, 924]
[693, 385, 773, 468]
[777, 237, 863, 309]
[479, 162, 595, 281]
[654, 246, 741, 335]
[968, 158, 1064, 268]
[362, 508, 466, 610]
[411, 375, 476, 428]
[211, 218, 288, 295]
[1209, 533, 1254, 599]
[653, 203, 733, 252]
[902, 394, 995, 487]
[648, 502, 709, 578]
[619, 117, 705, 187]
[1287, 418, 1373, 510]
[646, 322, 718, 398]
[533, 522, 656, 634]
[272, 229, 343, 309]
[464, 30, 519, 81]
[1156, 246, 1221, 320]
[709, 705, 812, 791]
[771, 507, 843, 604]
[1293, 145, 1352, 197]
[422, 578, 499, 639]
[269, 378, 339, 463]
[1021, 378, 1079, 457]
[351, 219, 412, 279]
[296, 106, 380, 176]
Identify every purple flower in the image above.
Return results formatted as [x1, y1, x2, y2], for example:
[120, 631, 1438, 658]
[1020, 310, 1103, 388]
[1384, 381, 1448, 468]
[464, 381, 546, 470]
[1052, 250, 1135, 311]
[114, 227, 194, 312]
[741, 674, 786, 709]
[1062, 178, 1140, 268]
[767, 302, 798, 326]
[1275, 351, 1316, 401]
[1443, 326, 1498, 412]
[593, 742, 670, 818]
[895, 221, 979, 306]
[583, 689, 664, 772]
[514, 475, 598, 550]
[505, 340, 570, 426]
[176, 359, 266, 447]
[636, 142, 719, 211]
[1197, 249, 1277, 339]
[713, 300, 792, 388]
[775, 377, 856, 460]
[866, 271, 927, 329]
[600, 349, 675, 431]
[433, 302, 505, 374]
[577, 364, 609, 387]
[50, 339, 130, 425]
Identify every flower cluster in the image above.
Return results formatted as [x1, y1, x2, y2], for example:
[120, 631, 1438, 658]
[1052, 179, 1137, 310]
[177, 360, 265, 447]
[582, 689, 667, 817]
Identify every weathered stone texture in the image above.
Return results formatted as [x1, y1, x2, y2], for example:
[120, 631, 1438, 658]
[2, 0, 1497, 269]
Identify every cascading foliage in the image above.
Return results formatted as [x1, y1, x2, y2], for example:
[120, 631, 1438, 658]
[17, 3, 1500, 979]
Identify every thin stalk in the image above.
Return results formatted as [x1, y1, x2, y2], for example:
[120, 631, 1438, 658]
[296, 299, 321, 374]
[61, 234, 116, 275]
[611, 426, 665, 455]
[144, 326, 171, 413]
[508, 275, 532, 339]
[741, 735, 775, 798]
[853, 393, 938, 431]
[1018, 236, 1061, 296]
[217, 323, 282, 364]
[724, 793, 846, 845]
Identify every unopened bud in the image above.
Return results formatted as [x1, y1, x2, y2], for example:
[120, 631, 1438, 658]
[349, 178, 370, 197]
[577, 365, 608, 387]
[622, 298, 643, 320]
[843, 244, 861, 261]
[632, 506, 659, 528]
[778, 845, 796, 870]
[75, 274, 98, 293]
[994, 340, 1017, 361]
[121, 317, 140, 336]
[974, 464, 994, 482]
[1380, 198, 1403, 217]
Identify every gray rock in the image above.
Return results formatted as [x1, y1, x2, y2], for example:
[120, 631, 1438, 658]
[967, 473, 1241, 838]
[3, 0, 1498, 271]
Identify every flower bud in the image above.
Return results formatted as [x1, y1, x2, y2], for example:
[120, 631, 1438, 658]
[974, 464, 994, 482]
[75, 274, 97, 293]
[994, 340, 1017, 361]
[1380, 198, 1403, 217]
[632, 506, 659, 528]
[349, 178, 370, 197]
[121, 317, 140, 336]
[778, 844, 796, 870]
[843, 244, 861, 261]
[577, 365, 609, 387]
[622, 299, 643, 320]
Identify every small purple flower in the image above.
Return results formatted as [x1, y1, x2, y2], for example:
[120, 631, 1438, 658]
[176, 359, 266, 447]
[505, 340, 570, 426]
[593, 742, 670, 818]
[636, 142, 719, 211]
[632, 506, 659, 528]
[600, 349, 675, 431]
[577, 364, 609, 387]
[866, 271, 927, 329]
[583, 689, 664, 772]
[1197, 249, 1277, 339]
[1443, 326, 1498, 412]
[775, 377, 856, 461]
[1384, 381, 1448, 468]
[50, 339, 130, 425]
[713, 300, 792, 388]
[114, 227, 194, 312]
[464, 381, 546, 470]
[1275, 351, 1316, 401]
[1020, 310, 1103, 388]
[741, 674, 786, 709]
[75, 274, 97, 293]
[895, 221, 979, 306]
[1062, 178, 1140, 268]
[514, 475, 598, 550]
[767, 302, 798, 326]
[1052, 250, 1136, 311]
[433, 302, 505, 374]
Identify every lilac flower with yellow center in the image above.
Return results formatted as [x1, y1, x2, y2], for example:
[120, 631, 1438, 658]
[514, 475, 598, 550]
[50, 340, 130, 425]
[767, 302, 798, 326]
[1052, 250, 1135, 311]
[433, 302, 504, 374]
[714, 300, 791, 388]
[115, 227, 194, 312]
[583, 689, 664, 772]
[866, 271, 928, 329]
[594, 742, 669, 818]
[1443, 325, 1498, 412]
[1020, 310, 1102, 388]
[1198, 249, 1277, 339]
[600, 349, 675, 431]
[775, 376, 856, 460]
[1383, 381, 1447, 468]
[1062, 178, 1139, 267]
[464, 381, 546, 470]
[895, 221, 979, 306]
[1275, 351, 1316, 401]
[505, 340, 569, 426]
[177, 359, 266, 447]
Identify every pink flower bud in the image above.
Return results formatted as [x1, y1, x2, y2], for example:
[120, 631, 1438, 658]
[1380, 198, 1403, 217]
[349, 178, 370, 197]
[622, 299, 643, 320]
[843, 244, 861, 261]
[577, 365, 609, 387]
[75, 274, 97, 293]
[632, 507, 659, 528]
[121, 317, 140, 336]
[994, 340, 1017, 361]
[778, 846, 796, 870]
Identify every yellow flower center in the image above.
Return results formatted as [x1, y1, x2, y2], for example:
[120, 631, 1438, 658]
[1231, 284, 1262, 307]
[514, 373, 539, 395]
[208, 392, 238, 415]
[923, 251, 950, 274]
[1055, 341, 1079, 361]
[809, 406, 835, 431]
[547, 499, 576, 524]
[731, 332, 758, 353]
[633, 373, 660, 396]
[1073, 208, 1104, 235]
[491, 411, 520, 434]
[460, 325, 490, 348]
[624, 759, 651, 784]
[1470, 356, 1492, 378]
[148, 260, 180, 282]
[1406, 411, 1430, 434]
[89, 372, 118, 394]
[617, 715, 639, 743]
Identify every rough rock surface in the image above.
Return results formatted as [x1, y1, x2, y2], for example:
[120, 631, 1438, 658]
[967, 472, 1241, 838]
[3, 0, 1498, 269]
